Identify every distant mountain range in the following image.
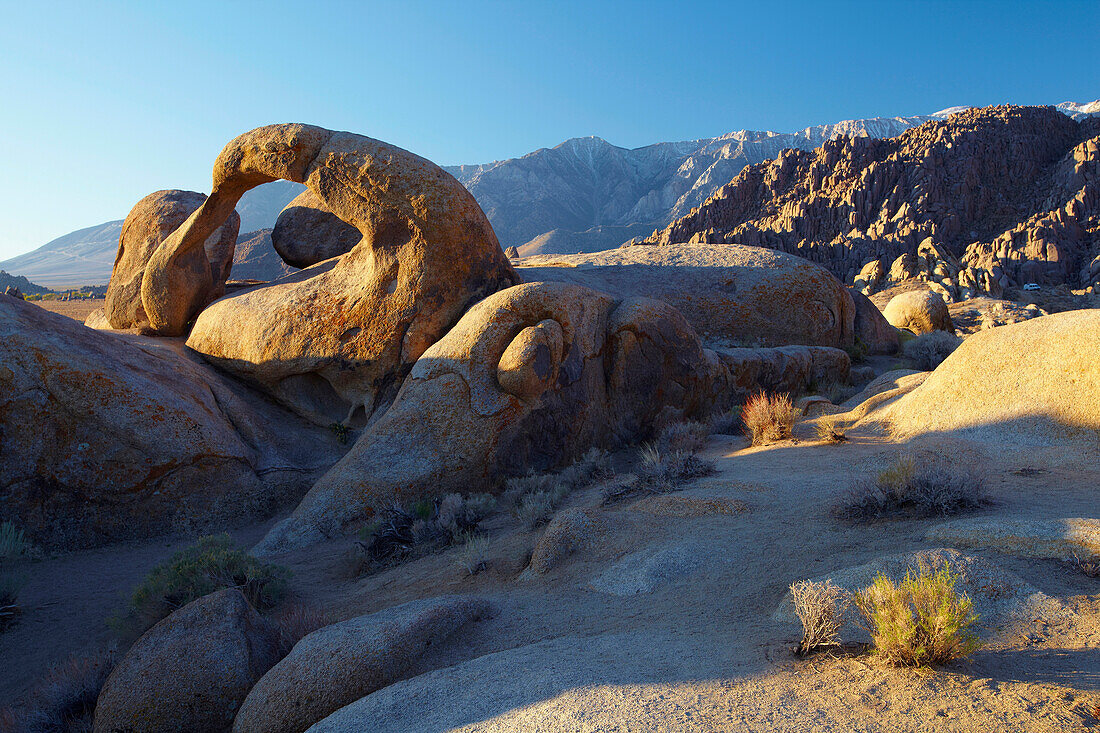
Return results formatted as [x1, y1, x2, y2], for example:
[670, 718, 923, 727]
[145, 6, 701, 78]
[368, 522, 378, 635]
[2, 102, 1096, 290]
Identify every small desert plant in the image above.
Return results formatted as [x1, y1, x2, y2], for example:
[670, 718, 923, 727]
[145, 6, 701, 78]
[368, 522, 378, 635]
[504, 449, 614, 527]
[328, 422, 351, 444]
[843, 336, 869, 364]
[0, 572, 26, 632]
[125, 534, 288, 631]
[853, 563, 980, 666]
[837, 456, 989, 521]
[274, 602, 334, 658]
[3, 648, 116, 732]
[706, 408, 742, 435]
[516, 491, 557, 529]
[636, 446, 716, 488]
[903, 330, 962, 370]
[455, 532, 491, 576]
[1068, 552, 1100, 578]
[742, 392, 800, 446]
[654, 420, 709, 454]
[0, 521, 30, 561]
[815, 418, 848, 444]
[790, 579, 851, 656]
[357, 493, 497, 569]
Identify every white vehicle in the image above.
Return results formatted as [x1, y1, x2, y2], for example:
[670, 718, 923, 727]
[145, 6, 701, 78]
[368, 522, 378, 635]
[1022, 282, 1041, 291]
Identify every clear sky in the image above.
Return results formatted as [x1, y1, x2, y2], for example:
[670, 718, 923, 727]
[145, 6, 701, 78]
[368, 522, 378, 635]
[0, 0, 1097, 260]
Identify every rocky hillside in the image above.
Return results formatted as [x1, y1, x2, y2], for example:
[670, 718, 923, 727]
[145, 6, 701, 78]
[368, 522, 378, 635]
[446, 114, 947, 253]
[0, 269, 50, 295]
[646, 105, 1100, 297]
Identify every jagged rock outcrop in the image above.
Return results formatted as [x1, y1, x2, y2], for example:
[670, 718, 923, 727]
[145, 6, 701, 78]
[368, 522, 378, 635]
[175, 124, 518, 425]
[271, 189, 361, 268]
[105, 190, 240, 330]
[94, 590, 279, 733]
[0, 297, 340, 548]
[646, 106, 1100, 297]
[517, 244, 860, 349]
[3, 285, 23, 299]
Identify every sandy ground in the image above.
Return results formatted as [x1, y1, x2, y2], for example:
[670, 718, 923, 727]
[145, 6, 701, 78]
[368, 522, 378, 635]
[29, 297, 104, 323]
[4, 410, 1099, 729]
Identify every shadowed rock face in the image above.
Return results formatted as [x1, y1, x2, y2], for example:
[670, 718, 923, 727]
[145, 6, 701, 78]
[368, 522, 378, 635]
[271, 189, 361, 268]
[0, 296, 342, 549]
[105, 189, 240, 330]
[164, 124, 518, 424]
[255, 281, 725, 552]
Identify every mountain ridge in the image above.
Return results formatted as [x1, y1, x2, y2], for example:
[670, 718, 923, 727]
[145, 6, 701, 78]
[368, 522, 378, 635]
[3, 101, 1096, 289]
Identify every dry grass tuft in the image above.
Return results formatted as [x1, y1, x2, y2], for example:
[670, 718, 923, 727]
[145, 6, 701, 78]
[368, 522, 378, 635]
[1, 648, 116, 733]
[815, 418, 848, 444]
[791, 579, 851, 656]
[742, 392, 800, 446]
[1068, 552, 1100, 578]
[455, 532, 491, 576]
[903, 330, 962, 370]
[854, 563, 980, 667]
[274, 603, 334, 658]
[837, 456, 989, 521]
[0, 521, 30, 562]
[654, 421, 710, 454]
[505, 449, 615, 529]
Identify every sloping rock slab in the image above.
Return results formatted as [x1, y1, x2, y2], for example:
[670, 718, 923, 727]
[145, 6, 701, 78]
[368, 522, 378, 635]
[927, 518, 1100, 560]
[589, 540, 710, 596]
[773, 548, 1073, 643]
[233, 595, 491, 733]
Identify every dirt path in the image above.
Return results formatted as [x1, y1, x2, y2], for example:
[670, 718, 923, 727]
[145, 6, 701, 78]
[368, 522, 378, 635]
[4, 426, 1099, 728]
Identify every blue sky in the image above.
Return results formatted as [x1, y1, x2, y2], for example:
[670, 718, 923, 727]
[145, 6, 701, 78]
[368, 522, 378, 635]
[0, 0, 1097, 259]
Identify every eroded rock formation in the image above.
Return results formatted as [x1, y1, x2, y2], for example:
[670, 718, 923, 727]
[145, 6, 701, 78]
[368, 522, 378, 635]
[174, 124, 519, 425]
[517, 244, 863, 349]
[256, 281, 849, 553]
[0, 297, 340, 548]
[646, 105, 1100, 297]
[105, 189, 240, 330]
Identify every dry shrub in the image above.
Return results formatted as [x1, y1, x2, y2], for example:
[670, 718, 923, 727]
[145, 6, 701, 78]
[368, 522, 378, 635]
[903, 330, 962, 370]
[0, 572, 25, 632]
[455, 532, 491, 576]
[706, 408, 742, 435]
[603, 445, 716, 505]
[790, 579, 851, 656]
[123, 534, 288, 633]
[0, 521, 30, 561]
[837, 456, 989, 521]
[742, 392, 800, 446]
[1068, 552, 1100, 578]
[2, 649, 116, 733]
[854, 563, 980, 666]
[358, 491, 497, 570]
[815, 418, 848, 444]
[505, 449, 615, 528]
[654, 421, 709, 454]
[274, 603, 334, 658]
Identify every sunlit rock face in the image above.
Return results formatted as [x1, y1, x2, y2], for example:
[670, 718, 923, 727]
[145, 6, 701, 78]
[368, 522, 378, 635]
[254, 281, 851, 554]
[157, 124, 519, 425]
[104, 189, 239, 330]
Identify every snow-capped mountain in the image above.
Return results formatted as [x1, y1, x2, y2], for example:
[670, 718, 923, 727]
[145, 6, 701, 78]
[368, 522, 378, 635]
[3, 101, 1096, 286]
